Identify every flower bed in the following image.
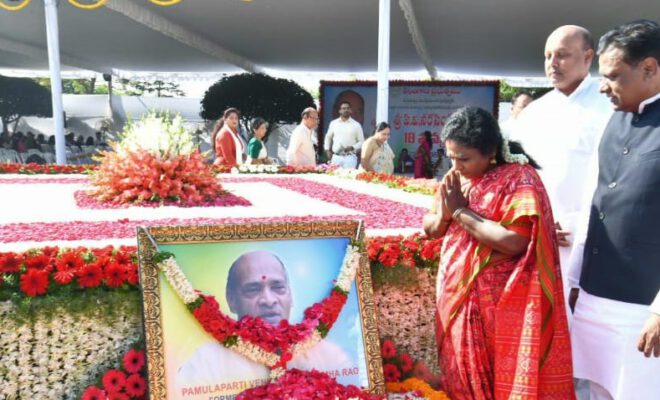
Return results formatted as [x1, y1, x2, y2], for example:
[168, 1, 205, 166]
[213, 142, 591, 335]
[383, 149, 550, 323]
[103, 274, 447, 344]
[0, 163, 93, 174]
[0, 234, 442, 399]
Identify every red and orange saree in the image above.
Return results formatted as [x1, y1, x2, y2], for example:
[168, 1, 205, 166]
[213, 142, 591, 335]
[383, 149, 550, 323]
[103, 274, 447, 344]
[436, 163, 574, 400]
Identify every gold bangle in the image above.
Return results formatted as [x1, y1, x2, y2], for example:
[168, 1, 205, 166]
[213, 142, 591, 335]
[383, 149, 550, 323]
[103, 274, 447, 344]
[452, 207, 466, 220]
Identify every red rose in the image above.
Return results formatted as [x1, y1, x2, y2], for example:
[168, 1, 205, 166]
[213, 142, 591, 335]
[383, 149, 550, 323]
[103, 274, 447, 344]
[19, 269, 49, 297]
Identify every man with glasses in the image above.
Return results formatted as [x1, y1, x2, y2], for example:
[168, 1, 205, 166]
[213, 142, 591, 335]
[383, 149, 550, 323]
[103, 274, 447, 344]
[324, 101, 365, 169]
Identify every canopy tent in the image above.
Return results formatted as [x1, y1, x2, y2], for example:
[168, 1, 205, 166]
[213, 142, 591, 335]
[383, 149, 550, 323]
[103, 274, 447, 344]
[1, 0, 658, 164]
[1, 0, 658, 77]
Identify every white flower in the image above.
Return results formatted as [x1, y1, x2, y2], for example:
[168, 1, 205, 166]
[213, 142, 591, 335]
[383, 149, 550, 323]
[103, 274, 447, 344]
[501, 138, 529, 165]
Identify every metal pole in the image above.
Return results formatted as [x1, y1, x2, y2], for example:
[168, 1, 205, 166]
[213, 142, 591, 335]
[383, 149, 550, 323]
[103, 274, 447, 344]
[44, 0, 67, 165]
[376, 0, 390, 124]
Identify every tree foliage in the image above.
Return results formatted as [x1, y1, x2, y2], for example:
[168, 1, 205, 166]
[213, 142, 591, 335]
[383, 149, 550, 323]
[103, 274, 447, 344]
[200, 73, 315, 133]
[499, 80, 552, 102]
[35, 78, 108, 95]
[117, 79, 185, 97]
[0, 75, 52, 133]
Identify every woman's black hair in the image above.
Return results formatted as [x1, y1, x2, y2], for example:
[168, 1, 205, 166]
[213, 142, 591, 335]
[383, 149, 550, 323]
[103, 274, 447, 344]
[374, 121, 390, 133]
[422, 130, 433, 145]
[250, 117, 268, 136]
[440, 106, 540, 169]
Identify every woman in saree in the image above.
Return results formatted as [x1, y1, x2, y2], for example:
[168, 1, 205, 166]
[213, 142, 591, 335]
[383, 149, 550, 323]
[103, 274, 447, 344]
[360, 122, 395, 174]
[423, 107, 574, 400]
[414, 130, 435, 178]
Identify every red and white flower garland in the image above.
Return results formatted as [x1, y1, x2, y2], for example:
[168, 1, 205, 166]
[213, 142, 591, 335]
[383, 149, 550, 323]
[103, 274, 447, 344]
[156, 244, 360, 378]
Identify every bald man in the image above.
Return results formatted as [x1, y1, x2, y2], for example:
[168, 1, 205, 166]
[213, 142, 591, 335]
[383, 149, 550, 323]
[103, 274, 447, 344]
[510, 25, 613, 317]
[176, 251, 355, 399]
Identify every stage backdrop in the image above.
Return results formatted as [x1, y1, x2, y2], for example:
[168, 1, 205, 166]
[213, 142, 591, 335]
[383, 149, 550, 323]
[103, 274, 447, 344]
[319, 80, 500, 160]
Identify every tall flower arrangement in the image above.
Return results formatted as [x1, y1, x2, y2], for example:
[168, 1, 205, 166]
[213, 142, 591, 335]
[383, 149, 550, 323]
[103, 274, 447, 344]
[88, 113, 223, 205]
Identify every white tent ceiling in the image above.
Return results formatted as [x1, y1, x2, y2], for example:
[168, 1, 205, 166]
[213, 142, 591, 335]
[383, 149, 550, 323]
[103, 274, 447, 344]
[0, 0, 659, 78]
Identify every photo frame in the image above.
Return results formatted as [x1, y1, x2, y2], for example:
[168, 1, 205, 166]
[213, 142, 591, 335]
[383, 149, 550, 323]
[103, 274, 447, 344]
[137, 220, 385, 399]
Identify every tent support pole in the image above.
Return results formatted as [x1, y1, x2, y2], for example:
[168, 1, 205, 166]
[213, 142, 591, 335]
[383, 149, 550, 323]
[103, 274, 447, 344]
[376, 0, 390, 125]
[44, 0, 66, 165]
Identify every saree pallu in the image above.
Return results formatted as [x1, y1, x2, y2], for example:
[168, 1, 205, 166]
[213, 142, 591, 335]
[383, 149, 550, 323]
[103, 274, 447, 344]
[436, 163, 575, 400]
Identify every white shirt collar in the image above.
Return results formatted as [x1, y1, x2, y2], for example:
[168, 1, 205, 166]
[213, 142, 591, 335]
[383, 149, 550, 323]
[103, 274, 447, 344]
[638, 92, 660, 114]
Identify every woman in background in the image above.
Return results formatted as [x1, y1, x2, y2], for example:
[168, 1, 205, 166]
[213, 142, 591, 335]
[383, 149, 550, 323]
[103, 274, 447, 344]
[212, 107, 244, 166]
[414, 130, 434, 178]
[246, 117, 271, 165]
[360, 122, 394, 174]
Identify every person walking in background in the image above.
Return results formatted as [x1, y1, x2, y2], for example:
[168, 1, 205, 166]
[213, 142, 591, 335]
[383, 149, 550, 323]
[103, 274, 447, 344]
[212, 107, 245, 167]
[359, 122, 395, 174]
[413, 131, 434, 178]
[423, 107, 575, 400]
[500, 90, 533, 137]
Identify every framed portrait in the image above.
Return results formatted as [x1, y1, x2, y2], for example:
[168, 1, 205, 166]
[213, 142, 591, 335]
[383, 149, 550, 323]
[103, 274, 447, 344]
[137, 220, 385, 400]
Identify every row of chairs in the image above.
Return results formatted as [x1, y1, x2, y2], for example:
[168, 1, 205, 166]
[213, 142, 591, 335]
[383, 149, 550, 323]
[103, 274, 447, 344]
[0, 146, 99, 165]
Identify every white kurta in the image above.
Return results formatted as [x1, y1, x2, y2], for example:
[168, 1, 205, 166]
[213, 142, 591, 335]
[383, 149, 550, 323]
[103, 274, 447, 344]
[510, 77, 612, 295]
[286, 123, 316, 167]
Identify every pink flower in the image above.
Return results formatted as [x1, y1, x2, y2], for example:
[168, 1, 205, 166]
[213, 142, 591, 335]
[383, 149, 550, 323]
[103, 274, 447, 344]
[381, 339, 397, 359]
[383, 363, 402, 382]
[124, 374, 147, 397]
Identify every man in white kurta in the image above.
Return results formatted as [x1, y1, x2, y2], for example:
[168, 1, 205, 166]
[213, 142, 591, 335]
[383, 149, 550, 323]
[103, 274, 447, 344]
[565, 20, 660, 400]
[286, 107, 318, 167]
[510, 25, 612, 305]
[324, 101, 364, 169]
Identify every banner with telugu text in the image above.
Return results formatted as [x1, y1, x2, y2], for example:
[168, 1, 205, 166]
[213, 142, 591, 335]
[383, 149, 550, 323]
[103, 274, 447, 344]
[320, 81, 499, 161]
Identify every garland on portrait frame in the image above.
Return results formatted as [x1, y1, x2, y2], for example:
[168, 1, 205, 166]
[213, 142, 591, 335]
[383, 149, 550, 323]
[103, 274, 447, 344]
[153, 243, 361, 378]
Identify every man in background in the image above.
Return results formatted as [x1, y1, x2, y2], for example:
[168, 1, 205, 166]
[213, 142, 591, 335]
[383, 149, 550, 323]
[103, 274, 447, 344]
[287, 107, 318, 167]
[324, 101, 364, 169]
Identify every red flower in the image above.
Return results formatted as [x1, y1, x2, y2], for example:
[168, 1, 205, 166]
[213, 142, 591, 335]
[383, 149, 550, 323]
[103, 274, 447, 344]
[123, 349, 146, 374]
[124, 374, 147, 397]
[381, 339, 397, 359]
[81, 386, 106, 400]
[107, 392, 129, 400]
[77, 263, 104, 288]
[398, 353, 414, 372]
[41, 246, 60, 257]
[383, 363, 402, 382]
[0, 253, 23, 273]
[56, 250, 84, 273]
[19, 269, 49, 297]
[102, 369, 126, 393]
[24, 254, 54, 272]
[105, 262, 126, 287]
[378, 243, 401, 267]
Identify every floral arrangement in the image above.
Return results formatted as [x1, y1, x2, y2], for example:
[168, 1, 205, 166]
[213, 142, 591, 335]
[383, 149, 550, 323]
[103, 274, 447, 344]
[81, 348, 147, 400]
[154, 244, 360, 376]
[0, 163, 93, 174]
[88, 113, 224, 205]
[366, 233, 441, 270]
[354, 171, 439, 196]
[0, 245, 138, 300]
[235, 369, 384, 400]
[0, 299, 142, 399]
[380, 339, 440, 387]
[387, 378, 449, 400]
